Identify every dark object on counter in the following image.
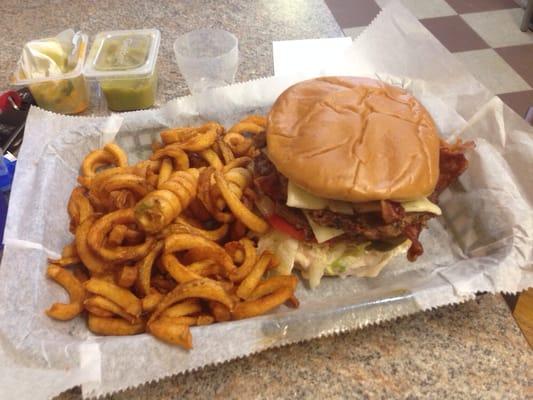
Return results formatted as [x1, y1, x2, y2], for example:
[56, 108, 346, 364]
[0, 88, 35, 155]
[521, 0, 533, 31]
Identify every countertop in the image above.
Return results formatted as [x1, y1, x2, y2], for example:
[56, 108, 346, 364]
[0, 1, 530, 399]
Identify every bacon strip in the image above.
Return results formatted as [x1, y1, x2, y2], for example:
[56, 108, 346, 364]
[381, 200, 405, 224]
[430, 139, 474, 201]
[403, 224, 424, 261]
[253, 152, 287, 202]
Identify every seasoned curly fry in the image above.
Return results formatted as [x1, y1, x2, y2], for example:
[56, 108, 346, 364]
[229, 115, 266, 133]
[136, 241, 164, 297]
[161, 216, 229, 242]
[61, 242, 78, 258]
[67, 187, 94, 232]
[148, 320, 192, 348]
[187, 259, 223, 277]
[101, 174, 151, 197]
[223, 132, 253, 157]
[228, 238, 257, 282]
[164, 233, 236, 274]
[222, 115, 266, 157]
[162, 253, 203, 284]
[45, 265, 86, 321]
[151, 145, 190, 171]
[86, 167, 146, 209]
[75, 216, 110, 275]
[90, 173, 151, 211]
[225, 167, 252, 199]
[161, 299, 202, 318]
[80, 150, 115, 178]
[236, 252, 271, 299]
[221, 156, 251, 173]
[108, 224, 128, 246]
[141, 289, 164, 312]
[84, 303, 114, 318]
[151, 274, 176, 293]
[232, 287, 293, 320]
[116, 265, 138, 288]
[85, 278, 142, 317]
[160, 122, 222, 151]
[46, 119, 300, 348]
[213, 166, 252, 212]
[149, 278, 235, 323]
[84, 295, 139, 324]
[214, 170, 269, 233]
[247, 275, 298, 301]
[47, 255, 81, 268]
[216, 137, 235, 164]
[87, 208, 157, 263]
[88, 314, 145, 336]
[197, 167, 233, 223]
[81, 142, 128, 178]
[160, 126, 197, 145]
[135, 169, 199, 233]
[199, 148, 224, 170]
[208, 301, 232, 322]
[157, 158, 173, 188]
[103, 143, 128, 167]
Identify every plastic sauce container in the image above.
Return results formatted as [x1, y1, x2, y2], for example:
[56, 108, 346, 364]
[84, 29, 161, 112]
[10, 33, 90, 114]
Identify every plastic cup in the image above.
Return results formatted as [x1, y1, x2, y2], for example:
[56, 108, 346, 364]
[173, 29, 238, 94]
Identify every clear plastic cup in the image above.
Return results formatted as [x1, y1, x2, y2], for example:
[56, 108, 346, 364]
[173, 29, 238, 94]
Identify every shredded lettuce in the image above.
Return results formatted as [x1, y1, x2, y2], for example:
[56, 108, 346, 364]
[330, 240, 411, 278]
[326, 242, 370, 276]
[258, 229, 411, 288]
[257, 230, 299, 275]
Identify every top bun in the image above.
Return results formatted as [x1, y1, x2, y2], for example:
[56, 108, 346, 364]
[266, 77, 441, 202]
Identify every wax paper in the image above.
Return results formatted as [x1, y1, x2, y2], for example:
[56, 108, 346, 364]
[0, 1, 531, 398]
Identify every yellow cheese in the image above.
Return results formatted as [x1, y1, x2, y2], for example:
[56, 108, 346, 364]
[401, 197, 442, 215]
[287, 180, 327, 209]
[303, 212, 344, 243]
[287, 181, 442, 215]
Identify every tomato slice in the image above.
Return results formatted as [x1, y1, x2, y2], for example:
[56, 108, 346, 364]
[267, 214, 305, 241]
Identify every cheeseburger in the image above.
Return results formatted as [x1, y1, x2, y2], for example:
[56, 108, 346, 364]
[253, 77, 471, 287]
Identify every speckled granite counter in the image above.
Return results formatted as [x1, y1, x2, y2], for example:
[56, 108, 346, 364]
[0, 1, 530, 399]
[0, 0, 342, 105]
[61, 295, 532, 399]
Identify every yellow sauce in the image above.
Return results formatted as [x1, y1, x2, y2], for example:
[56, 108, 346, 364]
[21, 39, 89, 114]
[29, 74, 89, 114]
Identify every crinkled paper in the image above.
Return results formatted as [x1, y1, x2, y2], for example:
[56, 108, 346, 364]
[0, 1, 531, 398]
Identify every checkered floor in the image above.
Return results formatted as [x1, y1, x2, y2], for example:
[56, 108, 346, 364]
[325, 0, 533, 119]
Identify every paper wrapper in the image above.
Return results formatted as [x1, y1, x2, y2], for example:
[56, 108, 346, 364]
[1, 1, 532, 398]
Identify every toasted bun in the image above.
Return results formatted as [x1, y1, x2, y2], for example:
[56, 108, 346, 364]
[266, 77, 441, 202]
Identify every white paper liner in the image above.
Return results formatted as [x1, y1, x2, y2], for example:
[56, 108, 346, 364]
[0, 1, 531, 398]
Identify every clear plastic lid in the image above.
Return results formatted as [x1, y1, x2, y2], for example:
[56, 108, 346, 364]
[10, 30, 88, 85]
[83, 29, 161, 80]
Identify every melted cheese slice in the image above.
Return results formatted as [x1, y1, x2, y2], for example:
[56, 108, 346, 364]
[401, 197, 442, 215]
[303, 212, 344, 243]
[287, 181, 442, 216]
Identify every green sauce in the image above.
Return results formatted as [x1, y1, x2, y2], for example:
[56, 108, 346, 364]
[100, 71, 157, 111]
[84, 30, 160, 112]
